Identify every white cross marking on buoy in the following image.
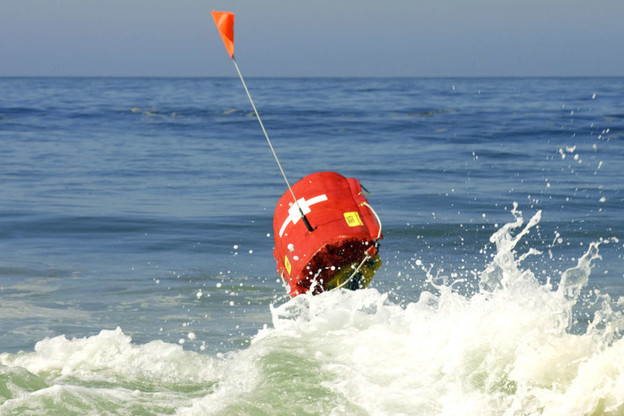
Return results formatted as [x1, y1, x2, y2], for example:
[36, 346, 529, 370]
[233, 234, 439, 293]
[279, 194, 328, 237]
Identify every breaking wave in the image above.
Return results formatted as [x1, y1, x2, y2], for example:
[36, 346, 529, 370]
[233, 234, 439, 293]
[2, 209, 623, 415]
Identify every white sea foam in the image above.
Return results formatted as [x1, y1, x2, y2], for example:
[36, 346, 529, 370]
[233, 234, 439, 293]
[2, 212, 623, 415]
[182, 210, 624, 415]
[1, 327, 219, 383]
[0, 328, 220, 414]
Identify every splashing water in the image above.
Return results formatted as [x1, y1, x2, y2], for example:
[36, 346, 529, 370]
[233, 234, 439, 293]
[183, 210, 624, 415]
[2, 210, 624, 415]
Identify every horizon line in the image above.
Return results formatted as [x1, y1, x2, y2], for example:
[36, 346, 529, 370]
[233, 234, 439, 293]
[1, 75, 623, 79]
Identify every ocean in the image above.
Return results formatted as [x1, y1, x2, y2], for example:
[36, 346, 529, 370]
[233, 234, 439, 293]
[0, 77, 623, 415]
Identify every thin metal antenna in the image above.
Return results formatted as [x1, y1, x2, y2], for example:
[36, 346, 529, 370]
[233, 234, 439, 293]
[231, 58, 314, 232]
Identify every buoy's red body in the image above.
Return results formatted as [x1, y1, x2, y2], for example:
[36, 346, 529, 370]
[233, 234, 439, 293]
[273, 172, 382, 297]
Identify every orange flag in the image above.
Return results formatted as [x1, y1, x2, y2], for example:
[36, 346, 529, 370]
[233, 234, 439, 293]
[212, 11, 235, 59]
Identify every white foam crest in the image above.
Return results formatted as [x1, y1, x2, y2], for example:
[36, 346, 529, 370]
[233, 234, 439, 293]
[0, 327, 219, 385]
[266, 288, 400, 337]
[16, 211, 614, 415]
[180, 210, 624, 415]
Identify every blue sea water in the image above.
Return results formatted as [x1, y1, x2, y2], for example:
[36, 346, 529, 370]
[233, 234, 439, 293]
[1, 77, 623, 415]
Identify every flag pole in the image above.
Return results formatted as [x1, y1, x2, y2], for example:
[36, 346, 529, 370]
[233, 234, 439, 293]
[231, 58, 314, 232]
[212, 11, 314, 232]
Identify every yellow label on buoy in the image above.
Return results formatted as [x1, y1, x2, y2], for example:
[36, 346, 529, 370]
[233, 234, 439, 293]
[344, 211, 363, 227]
[284, 255, 292, 275]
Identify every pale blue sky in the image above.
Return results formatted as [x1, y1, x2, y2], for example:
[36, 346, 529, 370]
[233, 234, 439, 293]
[1, 0, 622, 77]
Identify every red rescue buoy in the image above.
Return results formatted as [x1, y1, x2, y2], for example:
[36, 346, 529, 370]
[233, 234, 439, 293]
[273, 172, 382, 297]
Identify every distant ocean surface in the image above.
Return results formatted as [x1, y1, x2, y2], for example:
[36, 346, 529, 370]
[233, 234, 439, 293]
[1, 77, 623, 415]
